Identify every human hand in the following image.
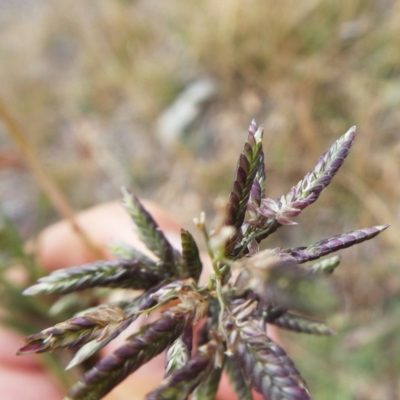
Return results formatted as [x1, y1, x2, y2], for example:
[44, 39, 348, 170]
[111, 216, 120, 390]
[2, 200, 279, 399]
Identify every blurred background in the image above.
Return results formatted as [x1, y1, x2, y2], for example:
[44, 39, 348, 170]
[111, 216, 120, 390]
[0, 1, 399, 399]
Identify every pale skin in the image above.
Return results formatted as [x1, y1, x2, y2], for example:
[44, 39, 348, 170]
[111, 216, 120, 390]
[1, 201, 279, 400]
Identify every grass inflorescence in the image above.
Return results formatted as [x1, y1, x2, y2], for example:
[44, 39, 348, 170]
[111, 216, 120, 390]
[18, 121, 388, 400]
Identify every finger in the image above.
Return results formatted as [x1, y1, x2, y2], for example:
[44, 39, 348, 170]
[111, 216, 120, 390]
[216, 371, 265, 400]
[0, 364, 63, 400]
[1, 327, 64, 400]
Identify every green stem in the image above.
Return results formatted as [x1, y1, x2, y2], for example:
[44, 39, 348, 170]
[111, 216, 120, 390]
[215, 276, 225, 325]
[201, 225, 219, 275]
[132, 296, 178, 316]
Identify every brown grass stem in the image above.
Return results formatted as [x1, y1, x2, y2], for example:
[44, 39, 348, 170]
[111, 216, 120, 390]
[0, 97, 102, 259]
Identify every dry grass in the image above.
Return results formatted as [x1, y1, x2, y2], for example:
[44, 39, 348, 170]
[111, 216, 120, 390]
[0, 1, 399, 398]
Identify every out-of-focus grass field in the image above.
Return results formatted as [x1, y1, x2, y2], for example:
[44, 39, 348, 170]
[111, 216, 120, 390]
[0, 1, 399, 398]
